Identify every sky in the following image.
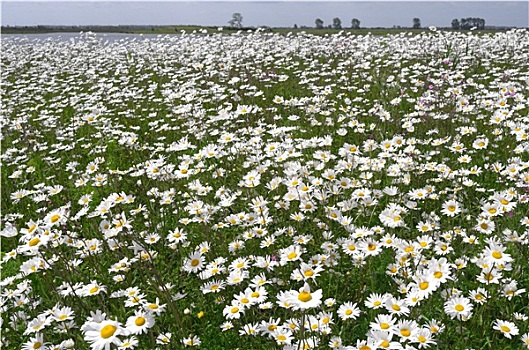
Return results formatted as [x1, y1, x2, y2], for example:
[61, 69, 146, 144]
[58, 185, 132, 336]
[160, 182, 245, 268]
[1, 1, 528, 28]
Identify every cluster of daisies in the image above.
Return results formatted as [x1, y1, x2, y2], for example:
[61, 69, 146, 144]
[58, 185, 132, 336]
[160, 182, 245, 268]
[1, 29, 529, 349]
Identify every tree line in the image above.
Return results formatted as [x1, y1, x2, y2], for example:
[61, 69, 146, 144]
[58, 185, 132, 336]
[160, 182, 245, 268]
[451, 17, 486, 30]
[227, 13, 488, 30]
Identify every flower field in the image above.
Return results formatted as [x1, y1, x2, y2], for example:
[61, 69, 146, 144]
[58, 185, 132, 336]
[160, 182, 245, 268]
[1, 29, 529, 349]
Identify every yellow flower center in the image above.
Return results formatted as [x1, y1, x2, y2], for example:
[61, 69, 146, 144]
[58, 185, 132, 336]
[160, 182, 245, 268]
[89, 286, 99, 294]
[287, 252, 297, 260]
[148, 304, 158, 309]
[29, 238, 41, 247]
[434, 271, 443, 279]
[381, 322, 390, 329]
[251, 291, 259, 298]
[33, 342, 42, 349]
[298, 291, 312, 302]
[454, 304, 464, 312]
[268, 324, 277, 331]
[492, 251, 502, 259]
[392, 304, 401, 311]
[135, 317, 146, 326]
[500, 325, 510, 333]
[448, 206, 456, 212]
[277, 334, 287, 341]
[59, 315, 68, 320]
[380, 340, 390, 348]
[345, 309, 353, 315]
[400, 329, 411, 337]
[100, 324, 117, 339]
[230, 307, 239, 314]
[419, 282, 429, 290]
[190, 259, 200, 267]
[241, 298, 249, 304]
[368, 243, 376, 251]
[418, 335, 427, 343]
[50, 214, 61, 223]
[304, 270, 314, 277]
[373, 300, 381, 306]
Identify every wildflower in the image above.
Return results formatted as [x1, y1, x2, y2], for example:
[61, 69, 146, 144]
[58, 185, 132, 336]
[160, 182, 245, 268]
[21, 333, 47, 350]
[369, 314, 396, 332]
[337, 302, 361, 320]
[385, 297, 410, 316]
[82, 281, 107, 297]
[395, 319, 419, 341]
[222, 301, 244, 320]
[444, 296, 473, 320]
[412, 328, 436, 348]
[182, 335, 201, 347]
[521, 333, 529, 348]
[125, 310, 155, 334]
[118, 336, 138, 349]
[83, 319, 126, 350]
[493, 319, 519, 339]
[183, 252, 205, 273]
[52, 306, 75, 322]
[441, 200, 461, 217]
[288, 283, 323, 310]
[365, 293, 389, 309]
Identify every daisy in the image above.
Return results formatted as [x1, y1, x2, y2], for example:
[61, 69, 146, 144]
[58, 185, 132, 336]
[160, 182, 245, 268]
[52, 306, 75, 322]
[271, 328, 293, 345]
[521, 333, 529, 348]
[183, 252, 204, 273]
[411, 328, 436, 348]
[493, 319, 519, 339]
[369, 314, 396, 333]
[83, 281, 107, 297]
[443, 296, 473, 320]
[482, 242, 513, 266]
[385, 297, 410, 316]
[279, 245, 304, 265]
[364, 293, 389, 309]
[43, 207, 68, 227]
[368, 330, 400, 349]
[21, 333, 47, 350]
[182, 335, 201, 347]
[440, 200, 461, 217]
[83, 319, 126, 350]
[395, 319, 419, 341]
[288, 283, 323, 310]
[125, 310, 155, 335]
[222, 301, 244, 320]
[337, 302, 361, 320]
[118, 336, 139, 349]
[156, 332, 172, 345]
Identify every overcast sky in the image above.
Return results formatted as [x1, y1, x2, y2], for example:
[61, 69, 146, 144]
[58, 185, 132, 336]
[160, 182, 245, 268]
[2, 1, 527, 28]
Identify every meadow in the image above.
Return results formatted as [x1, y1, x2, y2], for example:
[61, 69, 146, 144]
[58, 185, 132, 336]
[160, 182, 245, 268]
[1, 28, 528, 349]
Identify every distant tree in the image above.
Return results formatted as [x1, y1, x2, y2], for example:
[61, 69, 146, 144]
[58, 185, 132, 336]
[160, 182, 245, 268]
[451, 18, 460, 30]
[351, 18, 361, 29]
[460, 17, 485, 30]
[332, 17, 342, 29]
[293, 24, 298, 29]
[413, 17, 421, 29]
[315, 18, 324, 29]
[478, 18, 486, 30]
[228, 13, 243, 28]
